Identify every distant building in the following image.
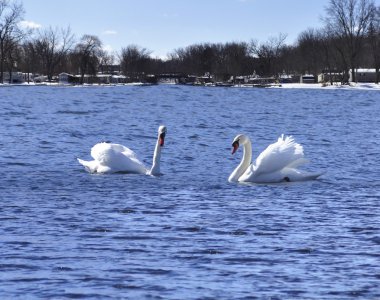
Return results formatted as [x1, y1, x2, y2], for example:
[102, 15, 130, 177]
[178, 75, 197, 85]
[195, 73, 213, 85]
[34, 75, 48, 83]
[58, 72, 75, 84]
[234, 76, 245, 84]
[99, 64, 121, 75]
[22, 73, 35, 83]
[279, 74, 294, 83]
[2, 72, 24, 83]
[300, 74, 316, 84]
[111, 75, 128, 84]
[318, 72, 343, 83]
[96, 74, 112, 84]
[248, 77, 277, 85]
[350, 69, 376, 83]
[59, 72, 128, 85]
[58, 73, 68, 83]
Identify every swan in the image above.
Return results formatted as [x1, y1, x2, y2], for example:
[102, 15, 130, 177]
[229, 134, 322, 183]
[77, 125, 167, 175]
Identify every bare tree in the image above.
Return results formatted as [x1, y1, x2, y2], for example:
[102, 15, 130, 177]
[119, 45, 152, 80]
[277, 44, 298, 76]
[35, 26, 75, 81]
[0, 0, 25, 83]
[98, 49, 115, 74]
[74, 34, 102, 84]
[168, 42, 252, 80]
[169, 46, 195, 74]
[324, 0, 376, 82]
[221, 42, 252, 78]
[250, 33, 287, 77]
[296, 28, 326, 76]
[318, 30, 343, 84]
[19, 39, 39, 83]
[170, 43, 215, 75]
[368, 5, 380, 83]
[4, 36, 21, 83]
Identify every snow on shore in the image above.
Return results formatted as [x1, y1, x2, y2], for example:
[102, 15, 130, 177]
[1, 82, 379, 90]
[276, 82, 380, 90]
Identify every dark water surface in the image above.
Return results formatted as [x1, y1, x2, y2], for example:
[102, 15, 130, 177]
[1, 85, 379, 299]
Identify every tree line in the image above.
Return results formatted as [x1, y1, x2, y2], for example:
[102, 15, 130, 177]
[1, 0, 379, 84]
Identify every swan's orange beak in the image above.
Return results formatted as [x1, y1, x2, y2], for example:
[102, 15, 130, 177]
[159, 133, 165, 146]
[232, 141, 239, 154]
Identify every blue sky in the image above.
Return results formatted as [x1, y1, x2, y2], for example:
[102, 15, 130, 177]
[21, 0, 379, 59]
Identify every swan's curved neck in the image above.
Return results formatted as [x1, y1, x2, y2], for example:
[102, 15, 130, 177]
[149, 137, 162, 176]
[229, 138, 252, 182]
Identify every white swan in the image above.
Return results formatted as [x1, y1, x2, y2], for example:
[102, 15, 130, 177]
[77, 125, 167, 175]
[229, 134, 322, 183]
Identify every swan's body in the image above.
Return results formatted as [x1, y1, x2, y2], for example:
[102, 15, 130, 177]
[229, 134, 322, 183]
[78, 126, 166, 176]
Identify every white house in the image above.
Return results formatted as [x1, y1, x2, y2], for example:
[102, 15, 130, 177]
[318, 72, 343, 83]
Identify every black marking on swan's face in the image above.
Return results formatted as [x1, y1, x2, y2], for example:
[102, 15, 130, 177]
[232, 140, 240, 154]
[158, 126, 167, 146]
[159, 132, 166, 146]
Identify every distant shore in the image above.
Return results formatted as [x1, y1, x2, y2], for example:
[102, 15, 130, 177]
[1, 82, 379, 90]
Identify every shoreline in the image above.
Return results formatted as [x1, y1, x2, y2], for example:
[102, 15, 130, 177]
[272, 82, 380, 90]
[1, 82, 379, 90]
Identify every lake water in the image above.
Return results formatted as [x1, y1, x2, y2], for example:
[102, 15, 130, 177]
[1, 85, 379, 299]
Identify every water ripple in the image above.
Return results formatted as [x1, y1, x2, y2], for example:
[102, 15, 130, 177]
[0, 85, 379, 299]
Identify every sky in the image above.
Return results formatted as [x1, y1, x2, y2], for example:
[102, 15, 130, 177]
[20, 0, 380, 59]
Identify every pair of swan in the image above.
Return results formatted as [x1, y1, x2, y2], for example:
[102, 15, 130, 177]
[78, 126, 323, 183]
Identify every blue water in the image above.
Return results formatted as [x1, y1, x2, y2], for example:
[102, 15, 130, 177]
[1, 85, 379, 299]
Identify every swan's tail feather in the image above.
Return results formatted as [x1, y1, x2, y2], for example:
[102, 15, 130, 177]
[283, 168, 325, 182]
[296, 171, 324, 182]
[300, 172, 324, 181]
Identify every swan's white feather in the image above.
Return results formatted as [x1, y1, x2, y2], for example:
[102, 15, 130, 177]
[77, 158, 101, 173]
[78, 126, 166, 175]
[245, 168, 321, 183]
[91, 143, 145, 168]
[79, 142, 147, 174]
[253, 135, 304, 175]
[232, 134, 322, 183]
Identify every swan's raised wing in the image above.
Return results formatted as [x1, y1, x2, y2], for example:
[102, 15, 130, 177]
[91, 143, 137, 161]
[90, 142, 146, 173]
[253, 135, 305, 175]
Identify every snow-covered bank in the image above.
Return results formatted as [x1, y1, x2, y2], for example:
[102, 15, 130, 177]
[0, 82, 149, 87]
[276, 82, 380, 90]
[0, 82, 57, 87]
[1, 82, 379, 90]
